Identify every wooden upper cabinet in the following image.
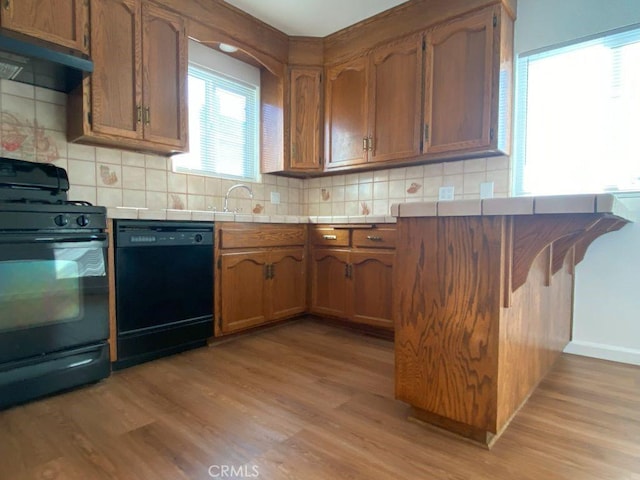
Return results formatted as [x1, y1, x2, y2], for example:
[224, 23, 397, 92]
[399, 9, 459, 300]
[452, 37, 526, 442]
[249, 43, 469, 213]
[289, 67, 322, 172]
[324, 56, 369, 170]
[424, 5, 511, 157]
[141, 3, 187, 149]
[90, 0, 140, 140]
[1, 0, 88, 53]
[368, 34, 423, 164]
[67, 0, 187, 154]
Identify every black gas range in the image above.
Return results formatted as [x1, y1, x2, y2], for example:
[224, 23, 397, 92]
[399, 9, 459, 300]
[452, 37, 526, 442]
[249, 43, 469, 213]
[0, 157, 110, 410]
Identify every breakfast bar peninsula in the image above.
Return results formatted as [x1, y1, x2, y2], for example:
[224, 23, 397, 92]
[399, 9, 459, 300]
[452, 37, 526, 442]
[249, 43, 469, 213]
[391, 194, 633, 446]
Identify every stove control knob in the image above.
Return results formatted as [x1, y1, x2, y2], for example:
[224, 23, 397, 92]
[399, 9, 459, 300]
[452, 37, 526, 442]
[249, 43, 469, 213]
[54, 214, 69, 227]
[194, 234, 203, 243]
[76, 215, 90, 227]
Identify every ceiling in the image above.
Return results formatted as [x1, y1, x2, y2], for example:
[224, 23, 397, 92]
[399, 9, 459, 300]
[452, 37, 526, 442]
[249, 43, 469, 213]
[223, 0, 409, 37]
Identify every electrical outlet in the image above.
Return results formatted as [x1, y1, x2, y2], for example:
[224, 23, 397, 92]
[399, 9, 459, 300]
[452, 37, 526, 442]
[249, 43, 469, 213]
[438, 186, 455, 201]
[270, 191, 280, 205]
[480, 182, 495, 199]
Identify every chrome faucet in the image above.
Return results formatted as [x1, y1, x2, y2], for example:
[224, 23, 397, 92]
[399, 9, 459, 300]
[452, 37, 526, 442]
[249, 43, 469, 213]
[223, 184, 254, 212]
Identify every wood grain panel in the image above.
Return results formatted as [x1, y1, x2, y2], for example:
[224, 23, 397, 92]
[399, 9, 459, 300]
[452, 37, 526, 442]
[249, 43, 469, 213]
[369, 34, 423, 163]
[219, 224, 306, 249]
[141, 3, 187, 149]
[269, 248, 307, 320]
[497, 248, 574, 430]
[324, 0, 515, 65]
[289, 67, 323, 171]
[424, 7, 494, 154]
[219, 250, 268, 334]
[289, 36, 324, 65]
[1, 0, 87, 53]
[260, 68, 286, 173]
[324, 56, 369, 170]
[394, 217, 503, 433]
[310, 249, 350, 318]
[350, 250, 394, 329]
[574, 218, 627, 265]
[89, 0, 141, 140]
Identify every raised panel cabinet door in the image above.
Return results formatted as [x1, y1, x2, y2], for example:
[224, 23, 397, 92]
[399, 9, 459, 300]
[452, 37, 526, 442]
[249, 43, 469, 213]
[1, 0, 88, 53]
[349, 251, 394, 329]
[324, 56, 369, 170]
[310, 249, 350, 318]
[90, 0, 142, 140]
[369, 34, 423, 164]
[268, 248, 306, 320]
[424, 7, 495, 155]
[219, 251, 269, 334]
[289, 67, 322, 172]
[141, 2, 187, 150]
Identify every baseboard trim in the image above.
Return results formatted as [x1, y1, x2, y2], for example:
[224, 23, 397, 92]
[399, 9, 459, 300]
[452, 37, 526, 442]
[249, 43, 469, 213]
[564, 341, 640, 366]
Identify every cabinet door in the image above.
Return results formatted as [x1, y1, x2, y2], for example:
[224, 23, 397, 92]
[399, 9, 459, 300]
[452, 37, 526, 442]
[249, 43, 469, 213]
[349, 251, 394, 329]
[141, 2, 188, 149]
[424, 7, 495, 155]
[369, 35, 423, 163]
[324, 56, 369, 170]
[268, 248, 306, 320]
[1, 0, 88, 53]
[90, 0, 142, 140]
[310, 249, 350, 317]
[289, 67, 322, 172]
[219, 251, 268, 334]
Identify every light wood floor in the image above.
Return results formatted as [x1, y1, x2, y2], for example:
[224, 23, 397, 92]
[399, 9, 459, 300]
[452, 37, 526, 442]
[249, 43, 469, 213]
[1, 320, 639, 480]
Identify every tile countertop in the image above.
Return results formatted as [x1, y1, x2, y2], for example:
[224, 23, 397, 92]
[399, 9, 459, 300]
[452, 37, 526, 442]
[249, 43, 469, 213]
[106, 207, 397, 224]
[391, 194, 636, 222]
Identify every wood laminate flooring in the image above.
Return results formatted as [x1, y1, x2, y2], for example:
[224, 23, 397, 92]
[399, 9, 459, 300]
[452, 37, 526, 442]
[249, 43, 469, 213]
[1, 319, 639, 479]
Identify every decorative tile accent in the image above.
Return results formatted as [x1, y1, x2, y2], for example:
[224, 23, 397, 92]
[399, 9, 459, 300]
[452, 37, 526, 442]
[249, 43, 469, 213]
[99, 165, 119, 186]
[407, 182, 422, 194]
[361, 201, 370, 216]
[321, 188, 331, 201]
[170, 194, 185, 210]
[253, 203, 264, 214]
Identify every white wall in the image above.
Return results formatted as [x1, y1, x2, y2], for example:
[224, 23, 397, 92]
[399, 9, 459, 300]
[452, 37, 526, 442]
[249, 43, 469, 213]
[514, 0, 640, 365]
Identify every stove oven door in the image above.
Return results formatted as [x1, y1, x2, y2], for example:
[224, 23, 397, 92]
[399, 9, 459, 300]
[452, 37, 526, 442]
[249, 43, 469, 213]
[0, 233, 109, 364]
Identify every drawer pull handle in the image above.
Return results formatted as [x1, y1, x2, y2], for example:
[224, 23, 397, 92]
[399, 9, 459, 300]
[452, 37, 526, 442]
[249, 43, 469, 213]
[322, 235, 337, 240]
[366, 235, 383, 241]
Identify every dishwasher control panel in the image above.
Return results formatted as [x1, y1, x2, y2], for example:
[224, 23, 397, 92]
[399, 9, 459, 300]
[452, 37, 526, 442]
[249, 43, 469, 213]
[114, 220, 214, 247]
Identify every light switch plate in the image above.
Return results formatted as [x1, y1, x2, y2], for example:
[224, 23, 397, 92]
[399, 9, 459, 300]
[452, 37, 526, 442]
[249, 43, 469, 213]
[480, 182, 495, 199]
[438, 186, 455, 201]
[270, 191, 281, 205]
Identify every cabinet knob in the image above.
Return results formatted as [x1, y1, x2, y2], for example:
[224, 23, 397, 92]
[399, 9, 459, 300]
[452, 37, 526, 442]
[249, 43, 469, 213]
[366, 235, 383, 242]
[137, 105, 142, 124]
[362, 137, 368, 152]
[4, 0, 10, 10]
[144, 106, 150, 125]
[322, 234, 337, 240]
[368, 135, 374, 152]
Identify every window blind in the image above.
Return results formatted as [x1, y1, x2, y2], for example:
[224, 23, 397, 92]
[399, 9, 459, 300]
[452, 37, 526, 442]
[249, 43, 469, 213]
[513, 24, 640, 196]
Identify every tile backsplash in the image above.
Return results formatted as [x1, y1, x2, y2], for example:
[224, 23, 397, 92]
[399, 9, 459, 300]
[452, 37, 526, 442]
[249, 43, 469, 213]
[1, 79, 510, 217]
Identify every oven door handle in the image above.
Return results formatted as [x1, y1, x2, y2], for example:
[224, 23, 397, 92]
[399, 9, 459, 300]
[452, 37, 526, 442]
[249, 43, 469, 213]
[0, 233, 108, 245]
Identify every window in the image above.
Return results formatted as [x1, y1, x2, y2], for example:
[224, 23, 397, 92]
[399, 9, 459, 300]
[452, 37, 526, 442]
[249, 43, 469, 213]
[513, 25, 640, 196]
[173, 41, 260, 181]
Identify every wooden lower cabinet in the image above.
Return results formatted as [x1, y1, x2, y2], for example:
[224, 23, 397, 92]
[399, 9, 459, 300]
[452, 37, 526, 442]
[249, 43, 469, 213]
[218, 245, 306, 335]
[310, 249, 350, 318]
[310, 242, 395, 331]
[350, 251, 394, 329]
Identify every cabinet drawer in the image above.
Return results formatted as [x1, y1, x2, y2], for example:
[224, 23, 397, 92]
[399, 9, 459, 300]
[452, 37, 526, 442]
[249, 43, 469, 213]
[352, 228, 396, 249]
[220, 225, 305, 249]
[310, 228, 350, 247]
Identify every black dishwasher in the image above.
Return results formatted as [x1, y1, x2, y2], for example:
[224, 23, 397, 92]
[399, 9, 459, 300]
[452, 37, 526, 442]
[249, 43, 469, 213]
[113, 220, 214, 369]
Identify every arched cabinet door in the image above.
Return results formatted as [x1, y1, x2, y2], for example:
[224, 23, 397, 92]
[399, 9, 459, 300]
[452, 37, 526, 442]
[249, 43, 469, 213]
[269, 248, 307, 320]
[349, 251, 395, 329]
[324, 56, 369, 170]
[219, 251, 269, 334]
[310, 249, 350, 318]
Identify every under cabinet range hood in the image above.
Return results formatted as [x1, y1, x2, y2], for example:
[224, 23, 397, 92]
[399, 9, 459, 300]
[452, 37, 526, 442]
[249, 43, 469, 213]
[0, 31, 93, 93]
